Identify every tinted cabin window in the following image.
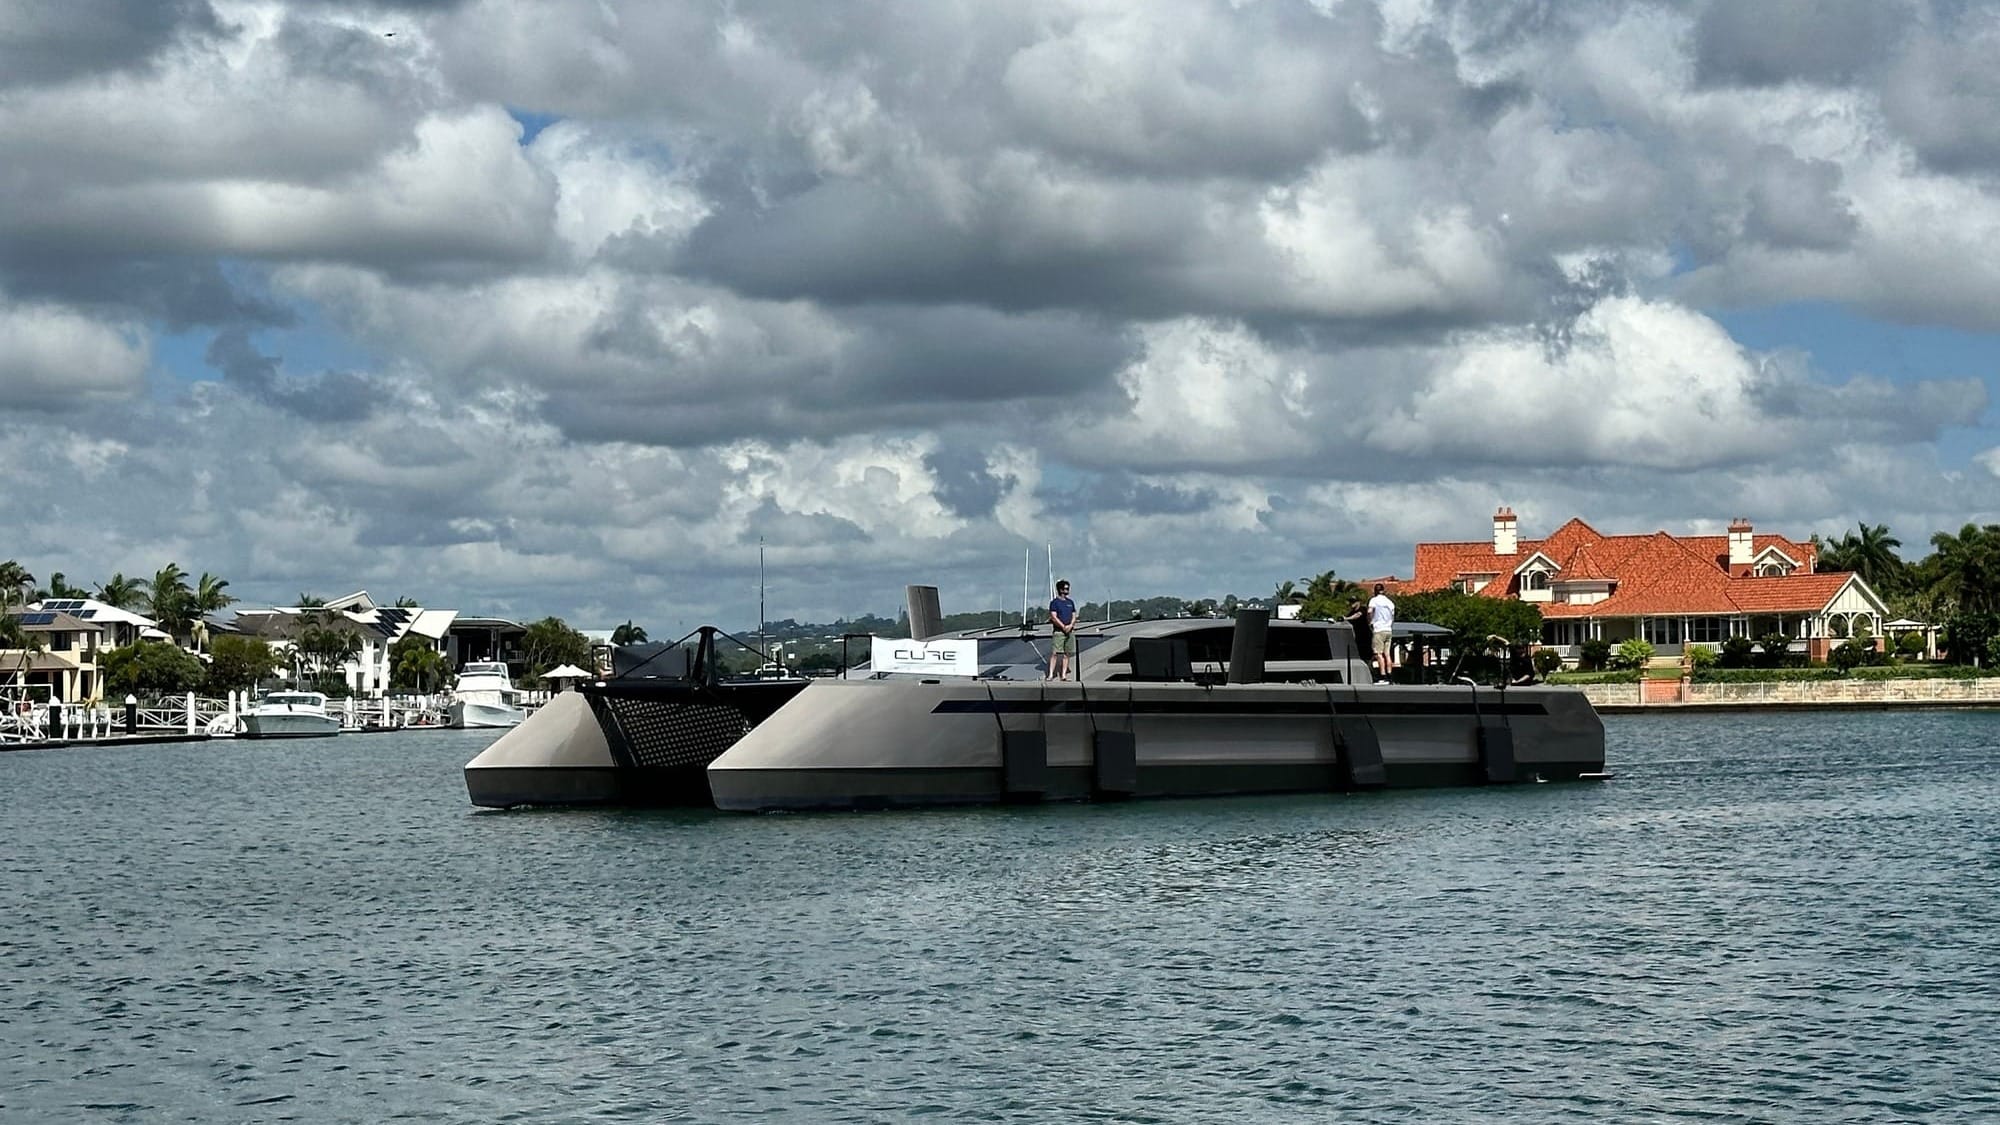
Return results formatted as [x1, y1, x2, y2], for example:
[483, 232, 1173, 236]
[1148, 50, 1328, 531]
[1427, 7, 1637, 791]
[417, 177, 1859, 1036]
[1266, 626, 1331, 662]
[1105, 625, 1335, 664]
[975, 636, 1110, 667]
[1176, 627, 1236, 666]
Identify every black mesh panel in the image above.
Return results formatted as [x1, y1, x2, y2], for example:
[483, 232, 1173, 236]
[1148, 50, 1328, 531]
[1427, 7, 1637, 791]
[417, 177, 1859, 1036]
[600, 696, 749, 769]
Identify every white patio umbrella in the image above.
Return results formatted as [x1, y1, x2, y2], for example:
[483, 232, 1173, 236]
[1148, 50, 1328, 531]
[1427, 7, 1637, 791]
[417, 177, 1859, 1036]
[541, 663, 593, 691]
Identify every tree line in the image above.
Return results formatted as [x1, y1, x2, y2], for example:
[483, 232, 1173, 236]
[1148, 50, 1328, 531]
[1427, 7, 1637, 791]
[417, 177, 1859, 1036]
[1814, 521, 2000, 664]
[0, 559, 589, 699]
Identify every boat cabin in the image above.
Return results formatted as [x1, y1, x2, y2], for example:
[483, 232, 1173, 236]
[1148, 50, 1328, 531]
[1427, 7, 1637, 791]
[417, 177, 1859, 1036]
[856, 617, 1375, 684]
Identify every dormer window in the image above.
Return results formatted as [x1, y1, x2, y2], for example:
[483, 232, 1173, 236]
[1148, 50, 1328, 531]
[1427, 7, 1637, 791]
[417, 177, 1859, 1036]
[1524, 571, 1550, 591]
[1751, 545, 1799, 577]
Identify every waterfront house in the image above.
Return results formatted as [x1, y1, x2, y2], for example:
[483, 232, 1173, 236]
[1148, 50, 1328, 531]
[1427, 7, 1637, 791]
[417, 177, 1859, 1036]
[445, 616, 528, 675]
[2, 608, 108, 702]
[9, 598, 168, 703]
[27, 597, 165, 648]
[1408, 510, 1891, 663]
[226, 592, 457, 697]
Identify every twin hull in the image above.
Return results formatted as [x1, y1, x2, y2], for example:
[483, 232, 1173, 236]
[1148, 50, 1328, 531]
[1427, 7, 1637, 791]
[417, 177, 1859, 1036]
[466, 679, 1604, 811]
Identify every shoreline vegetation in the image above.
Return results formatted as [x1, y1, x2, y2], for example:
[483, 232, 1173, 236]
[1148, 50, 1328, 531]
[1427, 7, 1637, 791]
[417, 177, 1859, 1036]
[5, 517, 1997, 691]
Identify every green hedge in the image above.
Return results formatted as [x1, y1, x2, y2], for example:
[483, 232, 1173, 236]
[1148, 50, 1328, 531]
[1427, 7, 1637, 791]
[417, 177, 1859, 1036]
[1694, 664, 2000, 683]
[1692, 667, 1845, 683]
[1546, 670, 1641, 685]
[1851, 664, 2000, 680]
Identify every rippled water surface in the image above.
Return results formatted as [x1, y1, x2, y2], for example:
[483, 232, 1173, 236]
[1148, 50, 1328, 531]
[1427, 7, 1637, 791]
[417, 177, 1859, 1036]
[4, 711, 1998, 1122]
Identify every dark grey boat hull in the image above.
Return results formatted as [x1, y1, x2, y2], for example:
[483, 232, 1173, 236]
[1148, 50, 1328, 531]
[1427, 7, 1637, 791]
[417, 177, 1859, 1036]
[707, 679, 1604, 812]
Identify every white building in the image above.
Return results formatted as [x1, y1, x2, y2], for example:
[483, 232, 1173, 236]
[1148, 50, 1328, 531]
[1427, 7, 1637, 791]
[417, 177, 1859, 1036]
[227, 592, 457, 697]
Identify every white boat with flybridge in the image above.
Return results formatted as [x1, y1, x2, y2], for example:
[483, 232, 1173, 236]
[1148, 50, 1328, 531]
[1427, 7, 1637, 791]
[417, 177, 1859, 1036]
[464, 586, 1606, 811]
[238, 690, 342, 739]
[448, 661, 527, 729]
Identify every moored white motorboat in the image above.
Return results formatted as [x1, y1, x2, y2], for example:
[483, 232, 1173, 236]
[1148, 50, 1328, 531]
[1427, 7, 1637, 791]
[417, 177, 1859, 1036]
[448, 662, 526, 729]
[238, 690, 341, 739]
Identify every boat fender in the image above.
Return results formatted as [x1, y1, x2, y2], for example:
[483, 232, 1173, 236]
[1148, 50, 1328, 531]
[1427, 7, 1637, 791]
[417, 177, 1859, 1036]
[1333, 717, 1387, 789]
[1477, 721, 1516, 784]
[1091, 730, 1137, 798]
[1002, 730, 1048, 800]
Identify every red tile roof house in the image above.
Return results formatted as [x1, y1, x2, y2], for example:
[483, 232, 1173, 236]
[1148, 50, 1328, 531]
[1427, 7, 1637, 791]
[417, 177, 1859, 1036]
[1406, 509, 1891, 665]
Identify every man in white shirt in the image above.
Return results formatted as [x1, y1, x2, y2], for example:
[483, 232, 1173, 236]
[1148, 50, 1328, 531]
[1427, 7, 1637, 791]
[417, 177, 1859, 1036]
[1367, 583, 1396, 678]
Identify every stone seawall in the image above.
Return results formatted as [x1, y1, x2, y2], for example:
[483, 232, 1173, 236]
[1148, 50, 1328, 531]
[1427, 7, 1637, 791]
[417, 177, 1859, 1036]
[1579, 678, 2000, 711]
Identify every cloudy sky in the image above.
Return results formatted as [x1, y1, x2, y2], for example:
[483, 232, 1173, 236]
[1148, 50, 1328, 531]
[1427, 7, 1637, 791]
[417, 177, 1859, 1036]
[3, 0, 1997, 631]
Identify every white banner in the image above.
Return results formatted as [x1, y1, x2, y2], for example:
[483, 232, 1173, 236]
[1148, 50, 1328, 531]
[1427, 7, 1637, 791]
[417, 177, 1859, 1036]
[871, 637, 980, 677]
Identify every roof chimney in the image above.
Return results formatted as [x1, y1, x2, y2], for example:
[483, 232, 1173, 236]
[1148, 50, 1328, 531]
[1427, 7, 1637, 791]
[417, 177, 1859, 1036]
[1493, 506, 1518, 556]
[1728, 518, 1754, 569]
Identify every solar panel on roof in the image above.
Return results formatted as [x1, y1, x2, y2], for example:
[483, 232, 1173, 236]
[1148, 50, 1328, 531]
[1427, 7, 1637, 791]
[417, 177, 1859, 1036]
[16, 612, 57, 626]
[78, 609, 97, 619]
[44, 599, 83, 610]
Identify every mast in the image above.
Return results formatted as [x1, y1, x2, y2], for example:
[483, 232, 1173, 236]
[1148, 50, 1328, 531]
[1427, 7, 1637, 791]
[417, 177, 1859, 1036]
[1021, 547, 1030, 629]
[758, 536, 766, 657]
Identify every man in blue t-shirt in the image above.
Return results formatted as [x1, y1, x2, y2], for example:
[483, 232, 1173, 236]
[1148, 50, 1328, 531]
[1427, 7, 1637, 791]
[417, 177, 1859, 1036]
[1048, 579, 1077, 681]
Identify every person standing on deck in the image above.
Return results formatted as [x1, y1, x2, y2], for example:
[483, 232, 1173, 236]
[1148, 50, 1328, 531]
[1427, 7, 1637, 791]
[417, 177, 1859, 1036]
[1048, 579, 1077, 681]
[1344, 597, 1375, 672]
[1367, 583, 1396, 678]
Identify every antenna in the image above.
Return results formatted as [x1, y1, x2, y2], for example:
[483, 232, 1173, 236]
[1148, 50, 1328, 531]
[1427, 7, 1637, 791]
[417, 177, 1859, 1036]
[1021, 547, 1030, 631]
[758, 536, 766, 657]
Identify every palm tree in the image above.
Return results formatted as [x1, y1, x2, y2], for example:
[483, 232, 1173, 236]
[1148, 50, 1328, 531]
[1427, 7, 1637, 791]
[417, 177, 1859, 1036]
[1820, 523, 1905, 590]
[0, 561, 35, 611]
[393, 644, 450, 693]
[611, 620, 649, 645]
[145, 564, 194, 642]
[1930, 523, 2000, 615]
[1273, 579, 1299, 605]
[1303, 570, 1340, 603]
[0, 611, 44, 699]
[1850, 522, 1906, 592]
[188, 573, 236, 652]
[296, 593, 326, 608]
[96, 573, 143, 610]
[295, 614, 361, 691]
[394, 596, 421, 608]
[33, 571, 89, 602]
[194, 573, 235, 615]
